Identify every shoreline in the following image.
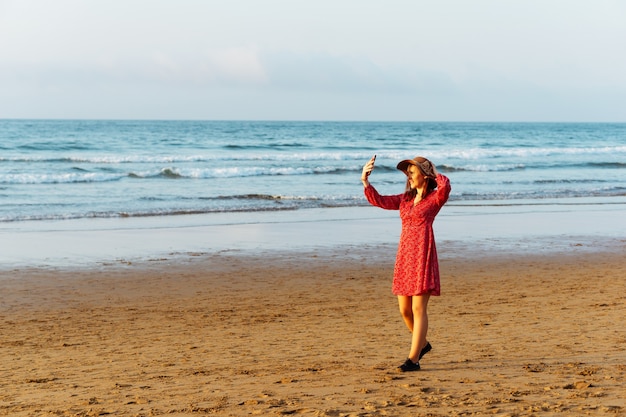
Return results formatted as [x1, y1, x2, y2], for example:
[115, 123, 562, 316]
[1, 198, 625, 270]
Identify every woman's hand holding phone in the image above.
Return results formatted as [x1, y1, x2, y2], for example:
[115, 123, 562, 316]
[361, 155, 376, 186]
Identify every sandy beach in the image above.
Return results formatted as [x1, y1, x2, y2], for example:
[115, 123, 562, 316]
[1, 243, 625, 416]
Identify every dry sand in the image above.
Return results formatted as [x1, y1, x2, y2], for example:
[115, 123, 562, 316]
[1, 248, 625, 416]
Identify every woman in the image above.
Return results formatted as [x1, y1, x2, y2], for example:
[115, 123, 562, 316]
[361, 155, 451, 372]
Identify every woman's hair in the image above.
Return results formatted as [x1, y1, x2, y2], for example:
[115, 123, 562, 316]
[403, 165, 437, 199]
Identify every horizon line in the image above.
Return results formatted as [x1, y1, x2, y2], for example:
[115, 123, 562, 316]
[2, 118, 625, 124]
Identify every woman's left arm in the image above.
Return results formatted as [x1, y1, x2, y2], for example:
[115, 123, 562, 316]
[433, 173, 451, 207]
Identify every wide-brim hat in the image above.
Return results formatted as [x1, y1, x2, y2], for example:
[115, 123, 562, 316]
[396, 156, 436, 179]
[397, 156, 438, 190]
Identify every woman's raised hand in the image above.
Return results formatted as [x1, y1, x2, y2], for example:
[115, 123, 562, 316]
[361, 155, 376, 186]
[431, 162, 439, 177]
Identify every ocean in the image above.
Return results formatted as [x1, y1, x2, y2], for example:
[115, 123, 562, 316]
[1, 120, 625, 223]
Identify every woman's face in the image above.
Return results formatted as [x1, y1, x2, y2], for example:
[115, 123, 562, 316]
[407, 165, 426, 190]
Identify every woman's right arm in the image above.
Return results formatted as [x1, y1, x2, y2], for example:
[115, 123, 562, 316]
[361, 157, 402, 210]
[364, 184, 402, 210]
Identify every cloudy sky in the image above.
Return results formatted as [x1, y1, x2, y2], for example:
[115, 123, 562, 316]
[1, 0, 625, 121]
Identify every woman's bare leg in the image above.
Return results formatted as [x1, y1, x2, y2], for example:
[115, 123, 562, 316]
[397, 295, 414, 332]
[408, 294, 430, 362]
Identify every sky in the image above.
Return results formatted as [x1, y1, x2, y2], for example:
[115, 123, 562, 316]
[1, 0, 625, 122]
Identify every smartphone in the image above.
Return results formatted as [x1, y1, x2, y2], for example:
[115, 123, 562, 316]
[364, 155, 376, 180]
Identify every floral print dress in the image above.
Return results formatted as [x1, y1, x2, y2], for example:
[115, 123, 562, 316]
[364, 174, 451, 296]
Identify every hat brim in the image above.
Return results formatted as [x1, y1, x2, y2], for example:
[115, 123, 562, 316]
[396, 160, 415, 172]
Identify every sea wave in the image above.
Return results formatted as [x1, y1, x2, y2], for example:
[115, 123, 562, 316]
[222, 142, 310, 150]
[0, 172, 122, 184]
[1, 145, 625, 164]
[440, 164, 526, 172]
[456, 187, 626, 200]
[3, 187, 625, 223]
[0, 198, 358, 222]
[196, 193, 328, 202]
[128, 166, 361, 180]
[0, 160, 621, 184]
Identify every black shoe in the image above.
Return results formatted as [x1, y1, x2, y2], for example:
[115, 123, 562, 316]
[419, 342, 432, 360]
[398, 359, 420, 372]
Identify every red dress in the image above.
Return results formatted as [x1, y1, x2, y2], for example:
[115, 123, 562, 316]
[364, 174, 451, 296]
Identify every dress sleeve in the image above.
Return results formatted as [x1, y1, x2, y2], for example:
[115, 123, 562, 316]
[364, 184, 403, 210]
[433, 174, 451, 208]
